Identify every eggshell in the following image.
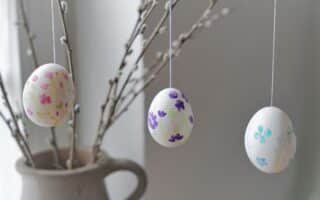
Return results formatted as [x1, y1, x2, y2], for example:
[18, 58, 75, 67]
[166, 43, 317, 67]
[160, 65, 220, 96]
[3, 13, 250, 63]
[22, 63, 75, 127]
[147, 88, 194, 148]
[244, 106, 296, 173]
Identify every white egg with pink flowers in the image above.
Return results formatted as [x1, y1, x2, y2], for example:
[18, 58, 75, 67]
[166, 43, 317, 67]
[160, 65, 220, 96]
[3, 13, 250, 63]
[22, 63, 75, 127]
[147, 88, 194, 148]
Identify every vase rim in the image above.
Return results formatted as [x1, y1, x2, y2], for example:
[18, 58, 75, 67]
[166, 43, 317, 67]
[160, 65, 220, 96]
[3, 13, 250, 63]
[16, 148, 109, 177]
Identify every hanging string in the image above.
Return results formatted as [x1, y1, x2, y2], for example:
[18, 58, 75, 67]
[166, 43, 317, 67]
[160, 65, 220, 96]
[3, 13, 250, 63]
[270, 0, 278, 106]
[51, 0, 57, 63]
[169, 0, 173, 88]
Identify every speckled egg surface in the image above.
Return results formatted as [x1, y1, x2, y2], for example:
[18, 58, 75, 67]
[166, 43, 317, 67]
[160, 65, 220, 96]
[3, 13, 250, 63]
[147, 88, 194, 148]
[22, 63, 75, 127]
[245, 106, 296, 173]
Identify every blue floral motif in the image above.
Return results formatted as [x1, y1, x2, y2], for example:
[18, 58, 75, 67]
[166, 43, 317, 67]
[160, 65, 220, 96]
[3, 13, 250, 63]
[175, 100, 185, 111]
[168, 133, 184, 143]
[256, 157, 268, 167]
[158, 110, 167, 118]
[169, 90, 178, 99]
[148, 112, 158, 130]
[254, 125, 272, 144]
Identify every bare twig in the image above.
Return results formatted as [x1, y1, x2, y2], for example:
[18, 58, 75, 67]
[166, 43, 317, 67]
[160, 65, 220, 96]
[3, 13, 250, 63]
[114, 0, 182, 107]
[92, 0, 221, 160]
[0, 75, 35, 167]
[18, 0, 38, 69]
[56, 0, 78, 169]
[49, 127, 64, 169]
[111, 0, 159, 114]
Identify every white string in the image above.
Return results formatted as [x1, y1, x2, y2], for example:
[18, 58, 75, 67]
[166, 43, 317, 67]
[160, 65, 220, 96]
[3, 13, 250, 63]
[169, 0, 173, 88]
[270, 0, 277, 106]
[51, 0, 57, 63]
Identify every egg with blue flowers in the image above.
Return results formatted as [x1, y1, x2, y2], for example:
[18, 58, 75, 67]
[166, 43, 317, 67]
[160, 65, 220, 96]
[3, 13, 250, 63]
[147, 88, 194, 148]
[244, 107, 296, 173]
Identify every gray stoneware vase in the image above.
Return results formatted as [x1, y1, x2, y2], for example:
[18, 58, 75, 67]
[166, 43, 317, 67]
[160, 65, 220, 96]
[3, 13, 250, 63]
[16, 149, 147, 200]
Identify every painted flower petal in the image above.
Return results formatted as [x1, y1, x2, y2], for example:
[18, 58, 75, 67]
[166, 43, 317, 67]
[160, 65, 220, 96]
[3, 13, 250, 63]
[168, 135, 176, 143]
[169, 90, 178, 99]
[175, 100, 185, 111]
[189, 115, 194, 124]
[175, 133, 184, 140]
[158, 110, 167, 117]
[258, 126, 263, 133]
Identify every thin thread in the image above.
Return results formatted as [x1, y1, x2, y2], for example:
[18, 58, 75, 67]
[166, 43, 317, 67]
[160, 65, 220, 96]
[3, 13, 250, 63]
[270, 0, 277, 106]
[169, 0, 173, 88]
[51, 0, 57, 63]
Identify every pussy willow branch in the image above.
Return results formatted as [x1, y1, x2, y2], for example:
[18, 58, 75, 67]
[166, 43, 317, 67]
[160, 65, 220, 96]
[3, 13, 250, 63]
[49, 127, 64, 169]
[18, 0, 63, 168]
[114, 0, 220, 123]
[18, 0, 38, 69]
[111, 0, 181, 113]
[111, 0, 159, 114]
[128, 1, 225, 92]
[92, 0, 182, 160]
[56, 0, 78, 169]
[114, 0, 181, 114]
[92, 0, 159, 158]
[0, 75, 35, 167]
[109, 0, 159, 103]
[92, 0, 220, 160]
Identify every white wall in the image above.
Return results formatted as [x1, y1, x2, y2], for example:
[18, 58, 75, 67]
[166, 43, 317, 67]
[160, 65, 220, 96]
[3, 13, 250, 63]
[145, 0, 315, 199]
[19, 0, 145, 199]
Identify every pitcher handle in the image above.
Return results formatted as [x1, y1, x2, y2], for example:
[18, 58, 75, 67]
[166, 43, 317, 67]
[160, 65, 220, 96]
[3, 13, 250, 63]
[105, 158, 147, 200]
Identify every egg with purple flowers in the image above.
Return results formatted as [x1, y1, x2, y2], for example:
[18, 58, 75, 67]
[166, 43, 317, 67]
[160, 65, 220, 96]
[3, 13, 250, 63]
[245, 107, 296, 173]
[147, 88, 194, 148]
[22, 63, 75, 127]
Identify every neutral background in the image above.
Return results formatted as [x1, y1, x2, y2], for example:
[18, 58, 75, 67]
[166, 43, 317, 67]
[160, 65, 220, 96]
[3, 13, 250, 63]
[144, 0, 317, 199]
[14, 0, 320, 199]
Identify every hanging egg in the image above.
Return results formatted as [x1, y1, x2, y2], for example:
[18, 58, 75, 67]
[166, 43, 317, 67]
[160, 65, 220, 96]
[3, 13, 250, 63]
[147, 88, 194, 148]
[22, 63, 75, 127]
[244, 106, 296, 173]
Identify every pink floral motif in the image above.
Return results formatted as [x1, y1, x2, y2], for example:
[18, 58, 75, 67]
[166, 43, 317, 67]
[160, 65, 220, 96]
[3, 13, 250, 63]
[26, 108, 33, 116]
[40, 94, 52, 105]
[56, 111, 60, 116]
[45, 72, 54, 79]
[40, 83, 49, 90]
[32, 75, 38, 82]
[63, 73, 69, 80]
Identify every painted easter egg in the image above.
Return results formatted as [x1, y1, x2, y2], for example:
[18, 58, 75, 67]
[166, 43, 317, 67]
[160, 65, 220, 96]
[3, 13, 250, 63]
[244, 107, 296, 173]
[22, 63, 75, 127]
[147, 88, 194, 148]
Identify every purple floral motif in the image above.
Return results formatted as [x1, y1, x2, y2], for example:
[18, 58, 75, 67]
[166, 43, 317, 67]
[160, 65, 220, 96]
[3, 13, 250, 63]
[158, 110, 167, 118]
[182, 93, 189, 103]
[45, 71, 54, 79]
[169, 90, 178, 99]
[148, 112, 158, 130]
[175, 99, 185, 111]
[189, 115, 194, 124]
[168, 133, 184, 143]
[26, 108, 33, 116]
